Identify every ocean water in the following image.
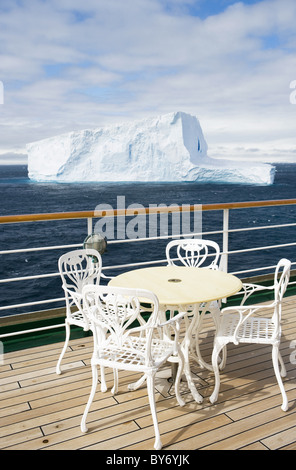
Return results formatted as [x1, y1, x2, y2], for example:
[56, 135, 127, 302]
[0, 163, 296, 317]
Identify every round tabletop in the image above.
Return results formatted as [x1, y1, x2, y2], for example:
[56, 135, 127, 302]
[109, 266, 242, 306]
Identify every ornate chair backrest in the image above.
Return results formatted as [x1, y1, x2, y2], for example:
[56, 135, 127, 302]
[272, 258, 291, 330]
[232, 258, 291, 346]
[274, 258, 291, 302]
[166, 239, 220, 269]
[82, 285, 159, 366]
[58, 249, 102, 320]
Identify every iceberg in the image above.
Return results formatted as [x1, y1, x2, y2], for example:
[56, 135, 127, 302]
[27, 111, 275, 185]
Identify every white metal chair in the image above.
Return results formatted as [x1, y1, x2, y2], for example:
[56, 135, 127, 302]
[166, 238, 220, 269]
[166, 238, 223, 372]
[210, 258, 291, 411]
[80, 285, 187, 450]
[56, 249, 102, 375]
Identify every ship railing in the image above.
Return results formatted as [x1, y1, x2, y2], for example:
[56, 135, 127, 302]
[0, 199, 296, 339]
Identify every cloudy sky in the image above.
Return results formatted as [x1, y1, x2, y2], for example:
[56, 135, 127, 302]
[0, 0, 296, 164]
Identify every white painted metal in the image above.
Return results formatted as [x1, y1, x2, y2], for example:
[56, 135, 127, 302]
[87, 217, 92, 236]
[165, 238, 225, 371]
[56, 248, 102, 375]
[80, 285, 187, 451]
[0, 243, 81, 255]
[166, 238, 221, 269]
[221, 208, 229, 273]
[0, 296, 64, 311]
[210, 258, 291, 411]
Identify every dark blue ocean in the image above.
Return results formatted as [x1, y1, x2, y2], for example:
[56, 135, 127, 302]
[0, 163, 296, 317]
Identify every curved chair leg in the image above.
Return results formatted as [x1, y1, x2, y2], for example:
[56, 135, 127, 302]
[100, 366, 108, 392]
[219, 346, 227, 370]
[194, 333, 207, 369]
[128, 374, 147, 391]
[194, 310, 208, 370]
[278, 351, 287, 378]
[111, 368, 118, 395]
[210, 302, 227, 370]
[96, 329, 108, 392]
[272, 344, 288, 412]
[147, 372, 162, 451]
[194, 303, 225, 372]
[174, 350, 185, 407]
[182, 341, 203, 404]
[209, 342, 225, 404]
[56, 321, 71, 375]
[81, 364, 98, 433]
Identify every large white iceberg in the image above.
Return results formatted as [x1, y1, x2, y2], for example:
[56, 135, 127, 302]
[27, 111, 275, 185]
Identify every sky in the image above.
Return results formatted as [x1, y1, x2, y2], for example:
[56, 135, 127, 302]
[0, 0, 296, 165]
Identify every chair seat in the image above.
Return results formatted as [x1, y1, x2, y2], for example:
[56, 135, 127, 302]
[70, 310, 88, 324]
[219, 313, 276, 344]
[210, 259, 291, 412]
[97, 336, 175, 370]
[68, 310, 91, 331]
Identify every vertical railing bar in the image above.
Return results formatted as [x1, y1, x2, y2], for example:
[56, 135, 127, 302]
[87, 217, 92, 236]
[221, 208, 229, 273]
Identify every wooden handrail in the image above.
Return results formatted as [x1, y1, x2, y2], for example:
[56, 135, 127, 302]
[1, 199, 296, 224]
[0, 211, 96, 224]
[202, 199, 296, 211]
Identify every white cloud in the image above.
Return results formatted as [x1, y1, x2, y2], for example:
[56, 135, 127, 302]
[0, 0, 296, 163]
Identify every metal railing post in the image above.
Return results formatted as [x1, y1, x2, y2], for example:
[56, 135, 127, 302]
[221, 208, 229, 272]
[87, 217, 92, 235]
[0, 199, 296, 333]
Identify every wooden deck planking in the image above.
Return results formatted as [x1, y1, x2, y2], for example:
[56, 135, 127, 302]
[0, 296, 296, 451]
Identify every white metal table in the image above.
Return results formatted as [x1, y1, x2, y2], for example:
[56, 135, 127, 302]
[109, 266, 242, 402]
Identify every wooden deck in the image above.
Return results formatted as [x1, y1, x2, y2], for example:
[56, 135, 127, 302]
[1, 295, 296, 451]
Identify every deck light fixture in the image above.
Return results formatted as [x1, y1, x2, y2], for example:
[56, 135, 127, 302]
[83, 233, 107, 260]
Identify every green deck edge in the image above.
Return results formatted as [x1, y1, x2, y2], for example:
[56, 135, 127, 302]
[1, 275, 296, 354]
